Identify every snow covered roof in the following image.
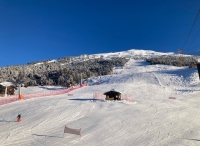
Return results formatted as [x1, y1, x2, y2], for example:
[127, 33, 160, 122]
[0, 81, 14, 87]
[104, 89, 121, 94]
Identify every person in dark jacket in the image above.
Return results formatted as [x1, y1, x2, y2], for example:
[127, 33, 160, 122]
[17, 114, 21, 122]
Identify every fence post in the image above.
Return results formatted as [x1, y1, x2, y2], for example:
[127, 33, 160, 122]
[18, 86, 23, 100]
[4, 86, 7, 97]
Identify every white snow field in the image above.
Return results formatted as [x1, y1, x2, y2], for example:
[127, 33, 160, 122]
[1, 49, 200, 146]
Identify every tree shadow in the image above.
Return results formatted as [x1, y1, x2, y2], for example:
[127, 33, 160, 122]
[176, 89, 194, 92]
[184, 138, 200, 141]
[69, 98, 103, 102]
[39, 86, 65, 90]
[0, 120, 15, 123]
[32, 134, 63, 138]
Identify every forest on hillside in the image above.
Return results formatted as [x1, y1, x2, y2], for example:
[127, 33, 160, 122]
[0, 54, 199, 87]
[0, 56, 129, 87]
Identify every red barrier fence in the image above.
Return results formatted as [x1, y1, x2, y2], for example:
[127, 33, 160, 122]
[0, 84, 87, 106]
[0, 95, 19, 106]
[93, 92, 134, 102]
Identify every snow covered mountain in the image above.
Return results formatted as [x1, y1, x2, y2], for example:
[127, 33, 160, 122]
[1, 49, 200, 146]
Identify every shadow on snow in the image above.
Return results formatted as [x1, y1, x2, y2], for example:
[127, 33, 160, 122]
[0, 119, 15, 123]
[184, 138, 200, 141]
[69, 98, 103, 102]
[32, 134, 63, 138]
[39, 86, 66, 90]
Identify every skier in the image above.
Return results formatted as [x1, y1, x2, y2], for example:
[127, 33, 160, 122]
[17, 114, 21, 122]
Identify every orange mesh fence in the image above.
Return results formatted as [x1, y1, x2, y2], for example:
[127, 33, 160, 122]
[0, 95, 18, 106]
[0, 84, 87, 106]
[93, 92, 105, 100]
[121, 94, 134, 102]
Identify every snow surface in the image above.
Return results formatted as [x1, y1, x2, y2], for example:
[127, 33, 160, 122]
[1, 49, 200, 146]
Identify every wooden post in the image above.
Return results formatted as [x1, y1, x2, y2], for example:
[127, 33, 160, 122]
[4, 86, 7, 97]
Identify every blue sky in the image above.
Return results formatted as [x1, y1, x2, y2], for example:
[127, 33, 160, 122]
[0, 0, 200, 67]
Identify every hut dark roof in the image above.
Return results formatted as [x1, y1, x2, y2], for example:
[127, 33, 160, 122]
[104, 89, 121, 95]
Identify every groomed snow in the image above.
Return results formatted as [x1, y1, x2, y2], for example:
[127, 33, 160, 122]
[1, 50, 200, 146]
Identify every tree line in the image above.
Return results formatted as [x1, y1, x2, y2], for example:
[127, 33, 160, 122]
[0, 56, 129, 87]
[0, 53, 199, 87]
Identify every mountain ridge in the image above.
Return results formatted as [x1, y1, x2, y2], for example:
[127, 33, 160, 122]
[0, 49, 199, 88]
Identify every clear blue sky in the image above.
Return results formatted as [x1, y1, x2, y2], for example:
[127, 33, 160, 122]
[0, 0, 200, 67]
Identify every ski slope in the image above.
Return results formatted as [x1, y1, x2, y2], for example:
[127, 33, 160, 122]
[1, 52, 200, 146]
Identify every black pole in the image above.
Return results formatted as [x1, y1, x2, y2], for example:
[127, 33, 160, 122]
[197, 63, 200, 79]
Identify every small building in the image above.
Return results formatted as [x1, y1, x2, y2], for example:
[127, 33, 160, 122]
[0, 82, 17, 97]
[104, 89, 121, 100]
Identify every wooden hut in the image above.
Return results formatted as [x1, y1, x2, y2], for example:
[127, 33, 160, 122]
[0, 82, 17, 97]
[7, 85, 17, 95]
[104, 89, 121, 100]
